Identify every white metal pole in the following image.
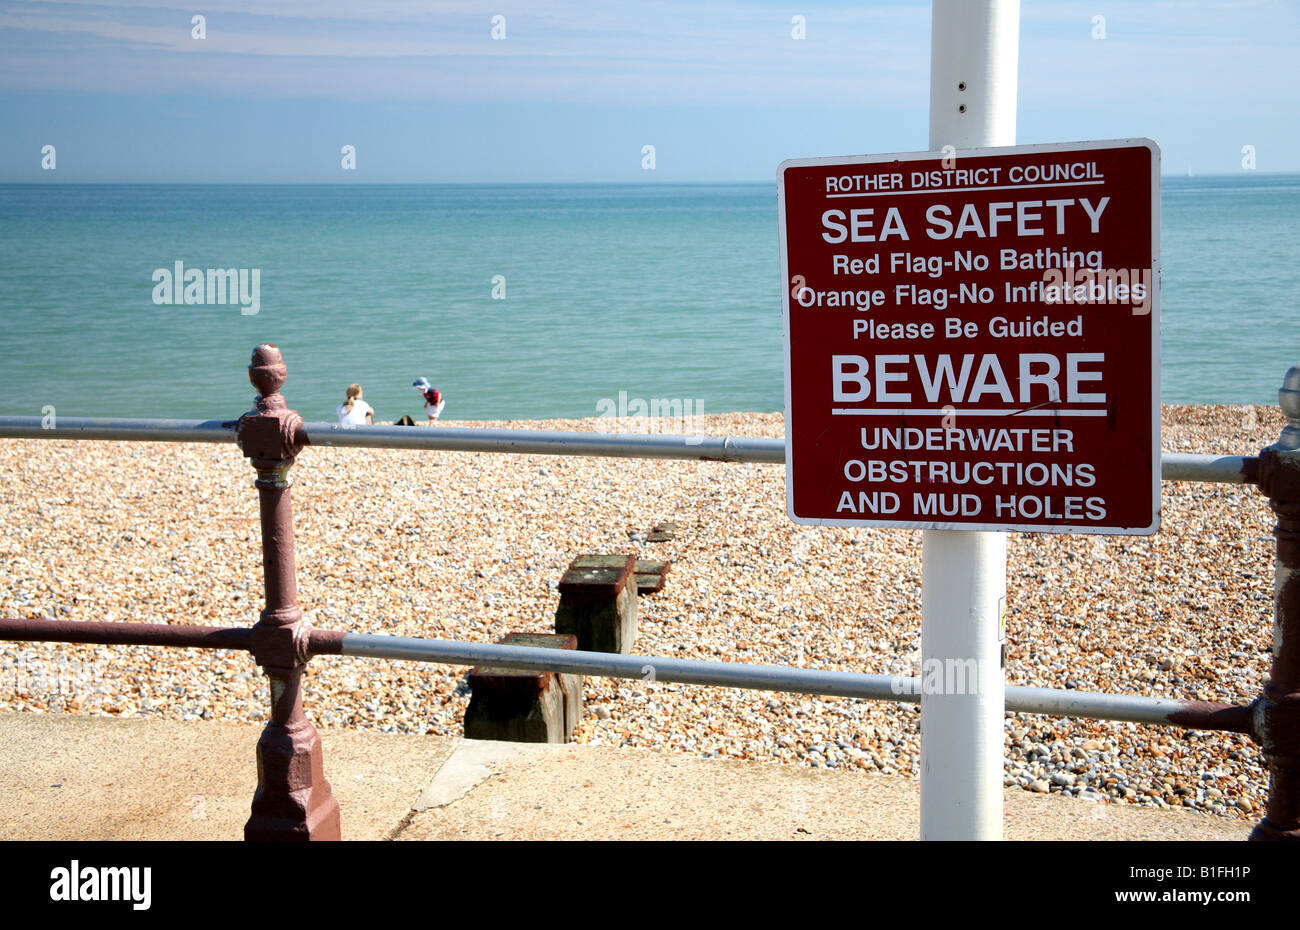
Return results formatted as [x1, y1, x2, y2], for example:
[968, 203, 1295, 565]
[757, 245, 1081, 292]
[920, 0, 1018, 841]
[928, 0, 1019, 154]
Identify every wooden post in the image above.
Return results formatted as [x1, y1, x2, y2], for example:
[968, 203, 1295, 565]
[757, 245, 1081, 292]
[555, 554, 639, 653]
[464, 633, 583, 743]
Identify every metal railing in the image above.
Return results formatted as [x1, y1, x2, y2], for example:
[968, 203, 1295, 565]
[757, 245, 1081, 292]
[0, 617, 1254, 734]
[0, 415, 1257, 480]
[0, 345, 1296, 841]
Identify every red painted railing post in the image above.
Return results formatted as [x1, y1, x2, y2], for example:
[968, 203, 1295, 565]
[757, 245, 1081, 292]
[1253, 364, 1300, 841]
[237, 344, 341, 841]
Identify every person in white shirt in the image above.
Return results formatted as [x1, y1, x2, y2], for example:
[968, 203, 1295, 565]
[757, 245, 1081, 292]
[337, 383, 374, 426]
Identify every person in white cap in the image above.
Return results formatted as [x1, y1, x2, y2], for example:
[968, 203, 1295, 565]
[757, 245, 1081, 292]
[412, 377, 445, 421]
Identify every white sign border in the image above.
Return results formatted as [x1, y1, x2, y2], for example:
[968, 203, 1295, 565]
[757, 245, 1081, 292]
[778, 137, 1162, 535]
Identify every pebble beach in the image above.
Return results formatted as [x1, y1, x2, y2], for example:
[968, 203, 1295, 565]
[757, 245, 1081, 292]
[0, 403, 1283, 821]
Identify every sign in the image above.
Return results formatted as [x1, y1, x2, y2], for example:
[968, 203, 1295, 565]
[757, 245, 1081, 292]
[779, 139, 1160, 534]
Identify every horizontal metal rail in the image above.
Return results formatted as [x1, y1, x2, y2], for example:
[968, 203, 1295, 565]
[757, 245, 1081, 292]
[1161, 452, 1258, 484]
[0, 416, 1261, 481]
[334, 633, 1255, 733]
[0, 416, 238, 444]
[0, 618, 1254, 735]
[0, 617, 252, 651]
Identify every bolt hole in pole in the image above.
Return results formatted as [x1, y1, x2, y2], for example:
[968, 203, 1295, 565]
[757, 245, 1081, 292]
[921, 0, 1019, 841]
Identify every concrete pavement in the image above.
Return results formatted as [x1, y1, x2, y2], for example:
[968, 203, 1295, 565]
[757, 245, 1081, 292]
[0, 712, 1252, 841]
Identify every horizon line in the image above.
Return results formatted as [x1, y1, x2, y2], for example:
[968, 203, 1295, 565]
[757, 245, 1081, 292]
[2, 171, 1295, 186]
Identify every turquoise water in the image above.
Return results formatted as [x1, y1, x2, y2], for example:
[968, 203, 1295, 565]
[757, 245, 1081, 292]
[0, 176, 1296, 422]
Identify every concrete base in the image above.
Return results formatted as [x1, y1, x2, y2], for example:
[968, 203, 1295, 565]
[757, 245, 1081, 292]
[0, 713, 1254, 842]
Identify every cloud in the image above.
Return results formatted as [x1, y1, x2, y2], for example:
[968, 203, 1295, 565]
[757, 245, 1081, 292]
[0, 0, 1290, 110]
[0, 1, 933, 103]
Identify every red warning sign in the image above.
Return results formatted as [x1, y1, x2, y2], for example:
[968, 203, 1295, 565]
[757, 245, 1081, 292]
[779, 139, 1160, 534]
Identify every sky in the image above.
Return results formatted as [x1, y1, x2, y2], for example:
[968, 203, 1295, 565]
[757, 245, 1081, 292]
[0, 0, 1295, 182]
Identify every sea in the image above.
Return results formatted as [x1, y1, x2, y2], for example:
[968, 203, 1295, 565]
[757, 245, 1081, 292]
[0, 175, 1296, 424]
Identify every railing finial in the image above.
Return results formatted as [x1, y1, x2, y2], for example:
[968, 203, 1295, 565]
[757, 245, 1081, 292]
[1275, 364, 1300, 452]
[248, 343, 287, 402]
